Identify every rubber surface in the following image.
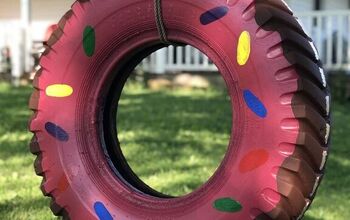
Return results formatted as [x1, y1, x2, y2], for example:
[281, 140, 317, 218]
[29, 0, 331, 219]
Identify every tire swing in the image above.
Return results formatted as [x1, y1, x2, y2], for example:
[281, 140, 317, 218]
[29, 0, 330, 219]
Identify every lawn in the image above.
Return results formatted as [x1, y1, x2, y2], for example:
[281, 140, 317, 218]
[0, 82, 349, 220]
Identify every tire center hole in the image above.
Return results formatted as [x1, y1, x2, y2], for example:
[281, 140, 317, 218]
[115, 46, 232, 197]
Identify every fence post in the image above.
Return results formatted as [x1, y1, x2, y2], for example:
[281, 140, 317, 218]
[10, 29, 23, 86]
[10, 0, 31, 85]
[21, 0, 32, 75]
[153, 48, 166, 74]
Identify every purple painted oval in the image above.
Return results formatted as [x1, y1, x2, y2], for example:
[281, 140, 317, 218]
[200, 6, 229, 25]
[45, 122, 69, 142]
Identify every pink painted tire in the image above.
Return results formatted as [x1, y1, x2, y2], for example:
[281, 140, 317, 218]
[29, 0, 331, 219]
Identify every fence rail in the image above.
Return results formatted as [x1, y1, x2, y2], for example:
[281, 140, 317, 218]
[143, 10, 350, 74]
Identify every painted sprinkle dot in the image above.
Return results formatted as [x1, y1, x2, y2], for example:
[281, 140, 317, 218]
[46, 84, 73, 98]
[239, 149, 269, 173]
[213, 197, 242, 213]
[83, 25, 96, 57]
[94, 202, 113, 220]
[45, 122, 69, 142]
[200, 6, 229, 25]
[237, 31, 251, 66]
[243, 90, 267, 118]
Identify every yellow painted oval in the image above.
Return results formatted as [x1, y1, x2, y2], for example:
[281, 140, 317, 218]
[237, 31, 251, 66]
[46, 84, 73, 98]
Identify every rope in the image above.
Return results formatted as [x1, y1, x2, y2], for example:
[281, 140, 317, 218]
[154, 0, 170, 44]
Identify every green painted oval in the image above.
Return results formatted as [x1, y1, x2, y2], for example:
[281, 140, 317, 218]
[83, 25, 95, 57]
[213, 197, 242, 213]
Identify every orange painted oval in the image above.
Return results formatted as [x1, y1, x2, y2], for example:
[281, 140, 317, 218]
[239, 149, 269, 173]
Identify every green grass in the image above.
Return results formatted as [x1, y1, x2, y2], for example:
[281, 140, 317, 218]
[0, 83, 56, 220]
[117, 83, 231, 196]
[0, 82, 349, 219]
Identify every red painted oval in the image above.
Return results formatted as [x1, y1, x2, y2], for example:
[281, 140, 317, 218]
[239, 149, 269, 173]
[57, 175, 69, 193]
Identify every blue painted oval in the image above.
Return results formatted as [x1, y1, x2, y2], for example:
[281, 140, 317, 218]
[45, 122, 69, 142]
[94, 202, 113, 220]
[200, 6, 229, 25]
[243, 90, 267, 118]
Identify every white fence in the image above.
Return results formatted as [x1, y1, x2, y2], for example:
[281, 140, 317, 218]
[143, 10, 350, 74]
[141, 45, 218, 74]
[2, 10, 350, 78]
[0, 20, 56, 81]
[299, 10, 350, 70]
